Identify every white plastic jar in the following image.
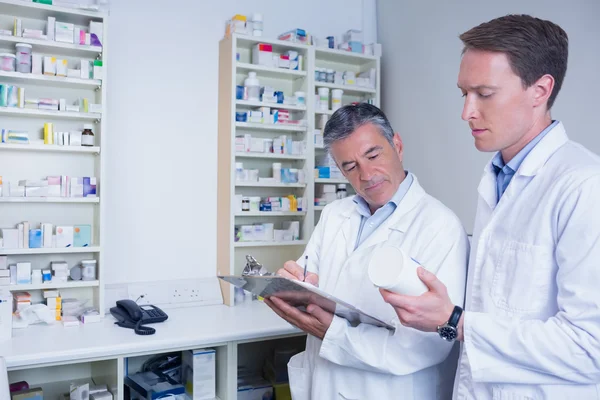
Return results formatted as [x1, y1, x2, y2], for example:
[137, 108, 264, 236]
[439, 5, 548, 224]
[81, 259, 97, 281]
[0, 53, 16, 72]
[318, 87, 330, 110]
[331, 89, 344, 111]
[244, 71, 260, 101]
[15, 43, 32, 73]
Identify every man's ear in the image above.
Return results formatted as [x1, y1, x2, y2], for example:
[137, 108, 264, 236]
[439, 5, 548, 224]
[393, 133, 404, 160]
[532, 74, 555, 109]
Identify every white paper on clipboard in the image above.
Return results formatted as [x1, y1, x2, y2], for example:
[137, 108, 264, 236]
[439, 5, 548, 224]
[218, 275, 396, 331]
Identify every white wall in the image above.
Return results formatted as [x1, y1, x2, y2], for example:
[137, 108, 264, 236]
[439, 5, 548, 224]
[104, 0, 372, 284]
[377, 0, 600, 233]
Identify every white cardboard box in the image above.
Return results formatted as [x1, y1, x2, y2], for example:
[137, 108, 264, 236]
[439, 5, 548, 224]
[183, 348, 216, 400]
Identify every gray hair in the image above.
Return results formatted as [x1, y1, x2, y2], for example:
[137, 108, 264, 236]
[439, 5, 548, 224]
[323, 103, 395, 151]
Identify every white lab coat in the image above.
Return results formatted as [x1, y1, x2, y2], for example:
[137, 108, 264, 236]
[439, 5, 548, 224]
[288, 175, 469, 400]
[454, 122, 600, 399]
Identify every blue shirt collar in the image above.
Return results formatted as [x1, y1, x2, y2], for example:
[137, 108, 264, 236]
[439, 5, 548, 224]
[492, 120, 559, 174]
[353, 172, 414, 217]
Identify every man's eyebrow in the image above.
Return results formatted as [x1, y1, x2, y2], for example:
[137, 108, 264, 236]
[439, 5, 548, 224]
[457, 83, 499, 90]
[364, 145, 382, 156]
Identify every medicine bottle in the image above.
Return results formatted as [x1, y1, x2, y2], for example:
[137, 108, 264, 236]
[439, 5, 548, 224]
[336, 183, 347, 199]
[81, 124, 95, 147]
[244, 72, 260, 101]
[242, 197, 250, 211]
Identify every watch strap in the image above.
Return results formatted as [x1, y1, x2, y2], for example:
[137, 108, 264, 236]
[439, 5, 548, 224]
[448, 305, 463, 328]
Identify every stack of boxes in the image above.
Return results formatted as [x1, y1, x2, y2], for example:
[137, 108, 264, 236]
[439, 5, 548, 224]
[252, 44, 302, 71]
[13, 291, 31, 312]
[44, 289, 62, 322]
[315, 153, 343, 179]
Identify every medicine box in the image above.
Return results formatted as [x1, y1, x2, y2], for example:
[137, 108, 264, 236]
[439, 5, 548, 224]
[183, 348, 216, 400]
[252, 43, 274, 67]
[73, 225, 92, 247]
[237, 376, 273, 400]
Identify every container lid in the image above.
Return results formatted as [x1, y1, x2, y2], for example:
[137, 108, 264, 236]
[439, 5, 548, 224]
[0, 53, 16, 58]
[15, 43, 32, 48]
[248, 71, 257, 78]
[81, 259, 97, 264]
[83, 124, 94, 130]
[327, 69, 334, 73]
[236, 162, 244, 168]
[337, 183, 346, 189]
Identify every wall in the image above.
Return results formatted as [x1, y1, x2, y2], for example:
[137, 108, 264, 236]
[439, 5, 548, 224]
[377, 0, 600, 232]
[104, 0, 373, 284]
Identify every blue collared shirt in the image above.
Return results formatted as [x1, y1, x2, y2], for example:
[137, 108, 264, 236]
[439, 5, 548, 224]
[353, 172, 414, 249]
[492, 120, 558, 201]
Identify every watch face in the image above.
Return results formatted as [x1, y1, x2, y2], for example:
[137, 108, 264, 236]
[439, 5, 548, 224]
[439, 326, 457, 342]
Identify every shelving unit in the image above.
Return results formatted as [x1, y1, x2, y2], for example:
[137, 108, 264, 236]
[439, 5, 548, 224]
[218, 34, 381, 305]
[0, 1, 108, 318]
[218, 34, 315, 305]
[312, 47, 380, 218]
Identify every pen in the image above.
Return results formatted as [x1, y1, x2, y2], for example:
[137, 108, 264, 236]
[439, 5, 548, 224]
[303, 255, 308, 282]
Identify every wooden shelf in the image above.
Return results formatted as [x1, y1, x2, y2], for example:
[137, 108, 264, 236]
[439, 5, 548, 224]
[236, 62, 306, 79]
[0, 107, 101, 121]
[0, 246, 100, 255]
[315, 82, 376, 94]
[0, 143, 100, 154]
[0, 35, 102, 59]
[236, 182, 305, 188]
[0, 0, 106, 26]
[235, 152, 306, 160]
[234, 240, 308, 248]
[235, 122, 306, 132]
[9, 280, 99, 291]
[236, 99, 306, 111]
[0, 197, 99, 203]
[315, 178, 348, 184]
[0, 70, 101, 89]
[315, 47, 378, 64]
[235, 211, 306, 217]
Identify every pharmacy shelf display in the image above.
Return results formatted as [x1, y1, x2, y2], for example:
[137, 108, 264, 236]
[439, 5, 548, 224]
[217, 33, 380, 305]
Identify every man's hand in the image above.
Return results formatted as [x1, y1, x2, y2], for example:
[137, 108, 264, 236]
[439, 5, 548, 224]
[264, 296, 333, 340]
[276, 260, 319, 286]
[380, 267, 462, 339]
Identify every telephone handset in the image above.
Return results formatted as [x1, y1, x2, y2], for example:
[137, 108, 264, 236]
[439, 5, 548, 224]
[110, 299, 168, 335]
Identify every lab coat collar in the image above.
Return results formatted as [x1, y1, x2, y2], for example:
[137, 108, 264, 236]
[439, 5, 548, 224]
[478, 121, 569, 209]
[340, 175, 427, 255]
[517, 121, 568, 176]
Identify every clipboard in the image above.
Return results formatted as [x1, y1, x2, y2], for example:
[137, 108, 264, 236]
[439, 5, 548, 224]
[219, 275, 396, 331]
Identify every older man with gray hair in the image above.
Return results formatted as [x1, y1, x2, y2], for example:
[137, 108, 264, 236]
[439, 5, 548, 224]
[264, 103, 469, 399]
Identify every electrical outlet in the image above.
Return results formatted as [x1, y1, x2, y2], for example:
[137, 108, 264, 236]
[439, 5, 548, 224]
[124, 278, 223, 307]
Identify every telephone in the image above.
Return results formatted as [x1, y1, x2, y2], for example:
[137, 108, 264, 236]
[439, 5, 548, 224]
[110, 299, 168, 335]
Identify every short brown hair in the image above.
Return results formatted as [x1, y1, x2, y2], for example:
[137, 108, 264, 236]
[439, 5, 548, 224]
[460, 14, 568, 109]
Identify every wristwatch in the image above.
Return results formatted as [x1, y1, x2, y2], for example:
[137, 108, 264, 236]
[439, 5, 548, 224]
[437, 305, 463, 342]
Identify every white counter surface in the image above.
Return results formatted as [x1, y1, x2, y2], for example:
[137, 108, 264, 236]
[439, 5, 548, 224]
[1, 301, 301, 369]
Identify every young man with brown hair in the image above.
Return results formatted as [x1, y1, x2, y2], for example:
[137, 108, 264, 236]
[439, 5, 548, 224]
[381, 14, 600, 399]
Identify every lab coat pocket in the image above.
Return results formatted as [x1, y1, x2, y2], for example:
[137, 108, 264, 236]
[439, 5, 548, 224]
[492, 385, 537, 400]
[491, 240, 554, 315]
[288, 351, 310, 400]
